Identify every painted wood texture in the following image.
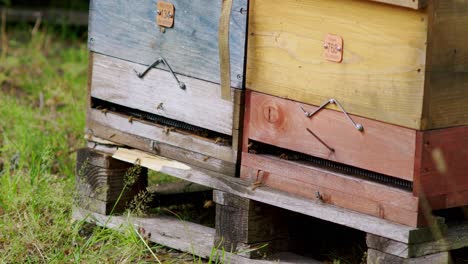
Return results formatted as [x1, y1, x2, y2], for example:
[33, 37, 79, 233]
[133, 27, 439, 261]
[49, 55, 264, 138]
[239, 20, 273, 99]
[246, 0, 428, 129]
[370, 0, 427, 9]
[246, 91, 417, 180]
[87, 109, 238, 165]
[414, 126, 468, 210]
[422, 0, 468, 129]
[240, 153, 420, 227]
[90, 53, 236, 135]
[88, 0, 247, 88]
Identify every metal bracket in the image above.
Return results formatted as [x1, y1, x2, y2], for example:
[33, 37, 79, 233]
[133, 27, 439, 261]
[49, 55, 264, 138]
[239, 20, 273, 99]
[301, 99, 363, 131]
[134, 57, 186, 90]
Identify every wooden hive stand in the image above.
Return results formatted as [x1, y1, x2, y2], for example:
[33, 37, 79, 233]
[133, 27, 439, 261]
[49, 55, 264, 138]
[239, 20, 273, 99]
[74, 137, 468, 263]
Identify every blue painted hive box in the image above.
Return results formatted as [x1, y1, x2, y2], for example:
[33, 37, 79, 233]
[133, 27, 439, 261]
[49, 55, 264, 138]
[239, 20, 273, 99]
[86, 0, 248, 177]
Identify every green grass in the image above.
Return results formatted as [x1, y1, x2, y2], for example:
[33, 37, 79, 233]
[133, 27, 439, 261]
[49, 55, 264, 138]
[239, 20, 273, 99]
[0, 25, 193, 263]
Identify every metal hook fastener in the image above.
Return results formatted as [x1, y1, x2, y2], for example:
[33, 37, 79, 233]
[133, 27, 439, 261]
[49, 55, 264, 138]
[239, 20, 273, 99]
[134, 57, 186, 90]
[300, 99, 363, 131]
[306, 128, 335, 153]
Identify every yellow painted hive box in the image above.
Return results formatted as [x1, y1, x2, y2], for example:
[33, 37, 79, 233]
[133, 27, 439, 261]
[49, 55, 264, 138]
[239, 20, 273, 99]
[246, 0, 468, 130]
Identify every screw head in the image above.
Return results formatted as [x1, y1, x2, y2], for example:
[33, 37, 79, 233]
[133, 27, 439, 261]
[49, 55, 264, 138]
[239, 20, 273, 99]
[356, 124, 364, 131]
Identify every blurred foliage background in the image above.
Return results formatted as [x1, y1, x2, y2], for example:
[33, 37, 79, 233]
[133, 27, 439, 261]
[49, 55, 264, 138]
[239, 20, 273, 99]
[0, 0, 89, 10]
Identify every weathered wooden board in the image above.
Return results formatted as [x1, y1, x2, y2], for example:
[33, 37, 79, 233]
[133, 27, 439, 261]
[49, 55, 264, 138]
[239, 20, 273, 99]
[367, 249, 451, 264]
[246, 91, 417, 180]
[86, 121, 237, 176]
[110, 147, 437, 244]
[88, 0, 248, 88]
[87, 108, 237, 164]
[367, 223, 468, 258]
[76, 148, 148, 214]
[370, 0, 427, 9]
[73, 207, 321, 264]
[414, 126, 468, 209]
[246, 0, 428, 129]
[214, 190, 290, 258]
[90, 53, 237, 135]
[241, 153, 420, 227]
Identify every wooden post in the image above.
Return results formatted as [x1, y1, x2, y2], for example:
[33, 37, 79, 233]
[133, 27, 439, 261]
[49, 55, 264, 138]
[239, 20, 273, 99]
[366, 221, 468, 264]
[213, 190, 290, 259]
[75, 148, 148, 215]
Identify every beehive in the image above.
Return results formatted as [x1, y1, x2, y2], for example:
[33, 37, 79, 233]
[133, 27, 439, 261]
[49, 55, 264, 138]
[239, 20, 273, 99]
[246, 0, 468, 130]
[85, 0, 248, 176]
[241, 0, 468, 227]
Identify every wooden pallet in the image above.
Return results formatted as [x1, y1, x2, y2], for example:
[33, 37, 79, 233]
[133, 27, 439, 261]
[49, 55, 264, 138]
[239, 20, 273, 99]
[74, 139, 468, 263]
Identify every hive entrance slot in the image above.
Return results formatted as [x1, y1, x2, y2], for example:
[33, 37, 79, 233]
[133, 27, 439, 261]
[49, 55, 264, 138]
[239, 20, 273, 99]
[248, 140, 413, 191]
[91, 98, 232, 146]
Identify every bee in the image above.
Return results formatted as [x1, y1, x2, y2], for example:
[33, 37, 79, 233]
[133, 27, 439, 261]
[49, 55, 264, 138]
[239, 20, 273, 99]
[203, 200, 214, 209]
[128, 116, 134, 123]
[251, 180, 263, 190]
[163, 126, 175, 135]
[203, 156, 210, 162]
[248, 149, 258, 154]
[156, 102, 164, 110]
[279, 153, 289, 160]
[100, 108, 108, 114]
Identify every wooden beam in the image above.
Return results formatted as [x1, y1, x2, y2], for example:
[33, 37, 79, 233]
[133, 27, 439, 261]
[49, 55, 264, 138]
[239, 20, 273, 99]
[86, 118, 237, 176]
[87, 108, 237, 164]
[367, 223, 468, 258]
[72, 207, 320, 263]
[367, 249, 451, 264]
[147, 181, 211, 195]
[111, 147, 436, 244]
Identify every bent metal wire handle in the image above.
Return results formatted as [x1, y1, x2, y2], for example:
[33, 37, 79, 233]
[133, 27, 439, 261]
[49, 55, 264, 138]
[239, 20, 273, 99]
[300, 98, 364, 131]
[134, 57, 186, 90]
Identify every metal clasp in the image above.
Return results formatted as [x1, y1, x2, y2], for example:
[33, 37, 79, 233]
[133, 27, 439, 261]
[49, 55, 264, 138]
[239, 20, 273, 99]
[134, 57, 186, 90]
[301, 99, 363, 131]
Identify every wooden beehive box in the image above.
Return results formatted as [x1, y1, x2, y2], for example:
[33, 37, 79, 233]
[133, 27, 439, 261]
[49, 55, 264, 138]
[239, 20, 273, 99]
[246, 0, 468, 130]
[241, 0, 468, 227]
[85, 0, 248, 176]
